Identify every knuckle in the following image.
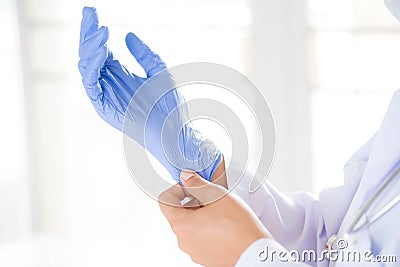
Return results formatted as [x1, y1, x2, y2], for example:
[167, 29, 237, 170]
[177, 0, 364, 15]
[157, 191, 167, 203]
[171, 223, 184, 235]
[172, 223, 192, 240]
[177, 238, 190, 254]
[190, 255, 202, 265]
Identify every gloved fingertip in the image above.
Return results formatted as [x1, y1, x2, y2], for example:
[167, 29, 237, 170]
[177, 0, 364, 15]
[101, 26, 109, 35]
[125, 32, 148, 60]
[99, 26, 110, 44]
[82, 6, 99, 28]
[125, 32, 136, 41]
[125, 32, 141, 48]
[125, 31, 166, 76]
[83, 6, 96, 16]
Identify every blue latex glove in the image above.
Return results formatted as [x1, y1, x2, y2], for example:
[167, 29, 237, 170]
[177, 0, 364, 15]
[78, 7, 222, 182]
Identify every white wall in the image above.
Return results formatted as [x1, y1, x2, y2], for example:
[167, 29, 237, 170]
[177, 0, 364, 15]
[249, 0, 311, 191]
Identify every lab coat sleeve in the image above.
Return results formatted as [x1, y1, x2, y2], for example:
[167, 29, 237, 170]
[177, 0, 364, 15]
[235, 238, 311, 267]
[227, 168, 327, 260]
[227, 136, 373, 266]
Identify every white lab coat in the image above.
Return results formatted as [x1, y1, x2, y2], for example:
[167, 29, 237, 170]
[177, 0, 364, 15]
[230, 90, 400, 266]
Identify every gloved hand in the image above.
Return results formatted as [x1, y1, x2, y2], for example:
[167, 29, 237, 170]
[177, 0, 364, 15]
[78, 7, 222, 182]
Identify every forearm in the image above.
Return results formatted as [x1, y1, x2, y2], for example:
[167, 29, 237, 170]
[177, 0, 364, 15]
[224, 163, 326, 255]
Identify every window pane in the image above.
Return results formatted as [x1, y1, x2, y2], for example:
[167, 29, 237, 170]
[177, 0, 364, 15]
[309, 32, 400, 93]
[0, 0, 29, 243]
[307, 0, 400, 193]
[307, 0, 398, 29]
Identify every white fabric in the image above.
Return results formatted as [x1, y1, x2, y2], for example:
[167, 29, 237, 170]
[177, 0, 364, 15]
[385, 0, 400, 22]
[229, 90, 400, 266]
[236, 238, 310, 266]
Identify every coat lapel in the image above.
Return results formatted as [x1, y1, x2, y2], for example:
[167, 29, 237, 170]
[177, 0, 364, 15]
[333, 90, 400, 262]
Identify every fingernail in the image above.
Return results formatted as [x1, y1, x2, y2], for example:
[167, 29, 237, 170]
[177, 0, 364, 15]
[181, 169, 195, 181]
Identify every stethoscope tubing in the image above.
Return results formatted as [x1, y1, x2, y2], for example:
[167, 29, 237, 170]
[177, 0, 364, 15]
[346, 161, 400, 235]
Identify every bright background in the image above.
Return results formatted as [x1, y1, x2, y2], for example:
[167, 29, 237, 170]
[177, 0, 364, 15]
[1, 0, 400, 266]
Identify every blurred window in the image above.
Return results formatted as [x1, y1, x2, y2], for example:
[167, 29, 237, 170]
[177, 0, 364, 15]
[307, 0, 400, 192]
[0, 0, 29, 243]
